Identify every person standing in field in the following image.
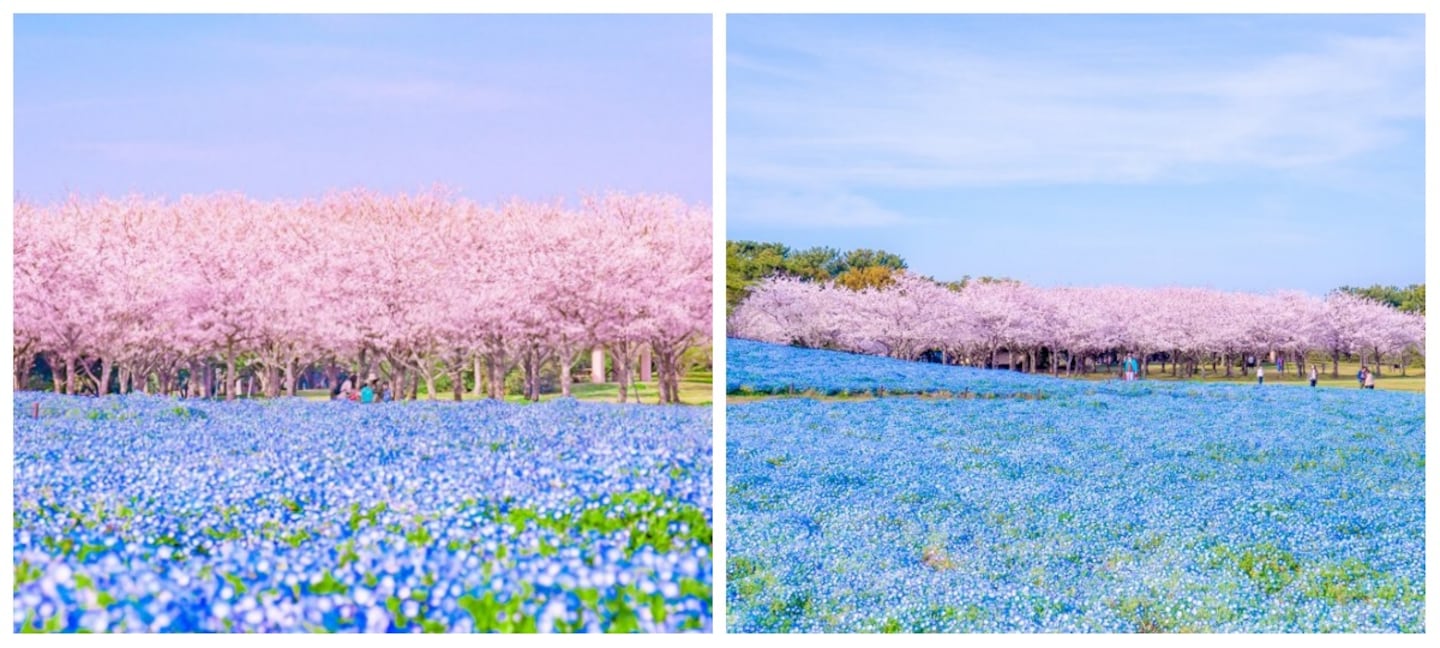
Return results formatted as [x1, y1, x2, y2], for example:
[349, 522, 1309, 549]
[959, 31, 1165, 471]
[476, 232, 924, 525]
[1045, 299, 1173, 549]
[1309, 364, 1318, 388]
[360, 381, 375, 403]
[1257, 364, 1265, 386]
[1364, 369, 1376, 390]
[1357, 367, 1366, 388]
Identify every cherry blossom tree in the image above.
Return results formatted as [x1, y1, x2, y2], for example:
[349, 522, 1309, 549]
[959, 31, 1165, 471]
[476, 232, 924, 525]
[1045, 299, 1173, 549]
[730, 272, 1424, 381]
[13, 190, 712, 401]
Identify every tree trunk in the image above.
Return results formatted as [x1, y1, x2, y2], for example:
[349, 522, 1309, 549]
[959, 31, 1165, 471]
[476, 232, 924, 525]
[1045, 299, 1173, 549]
[387, 365, 403, 401]
[612, 342, 634, 403]
[472, 356, 484, 399]
[529, 353, 541, 401]
[559, 348, 575, 397]
[357, 347, 371, 387]
[519, 350, 536, 401]
[284, 359, 298, 397]
[666, 356, 679, 404]
[324, 363, 340, 392]
[640, 345, 652, 383]
[64, 354, 78, 395]
[1331, 350, 1341, 378]
[651, 343, 683, 404]
[14, 351, 31, 391]
[224, 354, 237, 401]
[484, 355, 508, 400]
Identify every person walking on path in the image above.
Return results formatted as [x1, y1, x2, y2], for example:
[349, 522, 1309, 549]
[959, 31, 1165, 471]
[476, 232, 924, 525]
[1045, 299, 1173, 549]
[1257, 365, 1265, 386]
[1309, 364, 1318, 388]
[1357, 367, 1366, 388]
[1364, 368, 1376, 390]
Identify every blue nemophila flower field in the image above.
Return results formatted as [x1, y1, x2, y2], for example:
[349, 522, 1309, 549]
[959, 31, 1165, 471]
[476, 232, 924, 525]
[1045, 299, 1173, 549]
[728, 338, 1053, 397]
[14, 393, 712, 633]
[727, 341, 1424, 632]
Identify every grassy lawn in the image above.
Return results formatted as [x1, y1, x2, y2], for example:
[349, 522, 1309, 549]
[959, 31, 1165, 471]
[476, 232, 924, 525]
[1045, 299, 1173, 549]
[299, 372, 713, 406]
[726, 358, 1423, 402]
[1067, 358, 1424, 392]
[726, 391, 880, 404]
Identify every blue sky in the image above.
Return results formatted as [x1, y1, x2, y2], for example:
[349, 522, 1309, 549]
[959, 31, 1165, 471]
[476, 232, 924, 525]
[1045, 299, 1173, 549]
[15, 14, 711, 205]
[728, 15, 1424, 295]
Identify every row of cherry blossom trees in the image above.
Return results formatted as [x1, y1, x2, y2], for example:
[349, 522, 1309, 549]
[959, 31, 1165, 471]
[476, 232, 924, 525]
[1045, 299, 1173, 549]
[730, 273, 1425, 379]
[14, 190, 711, 402]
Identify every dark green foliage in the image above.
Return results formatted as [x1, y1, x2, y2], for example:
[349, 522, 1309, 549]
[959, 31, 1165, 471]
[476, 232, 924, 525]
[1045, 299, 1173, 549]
[1336, 283, 1425, 314]
[726, 240, 911, 312]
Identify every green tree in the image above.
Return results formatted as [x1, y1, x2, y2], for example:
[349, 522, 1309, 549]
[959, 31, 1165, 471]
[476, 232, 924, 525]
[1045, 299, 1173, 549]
[784, 246, 842, 281]
[726, 241, 790, 312]
[835, 265, 897, 291]
[726, 240, 913, 311]
[841, 248, 907, 273]
[1336, 283, 1424, 314]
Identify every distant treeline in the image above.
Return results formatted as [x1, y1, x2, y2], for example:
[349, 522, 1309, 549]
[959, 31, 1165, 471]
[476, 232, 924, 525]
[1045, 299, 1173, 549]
[727, 240, 1017, 312]
[729, 239, 1424, 316]
[1335, 284, 1425, 315]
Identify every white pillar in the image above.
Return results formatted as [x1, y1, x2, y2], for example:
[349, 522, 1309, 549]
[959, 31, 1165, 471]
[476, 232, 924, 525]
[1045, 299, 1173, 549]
[591, 348, 606, 383]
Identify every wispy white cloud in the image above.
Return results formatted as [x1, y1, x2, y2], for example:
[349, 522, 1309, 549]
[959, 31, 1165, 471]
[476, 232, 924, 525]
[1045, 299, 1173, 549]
[729, 187, 910, 229]
[730, 28, 1423, 189]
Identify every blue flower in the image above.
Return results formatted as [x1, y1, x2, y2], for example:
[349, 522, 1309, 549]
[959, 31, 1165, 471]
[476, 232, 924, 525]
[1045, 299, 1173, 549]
[727, 340, 1424, 633]
[14, 393, 713, 633]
